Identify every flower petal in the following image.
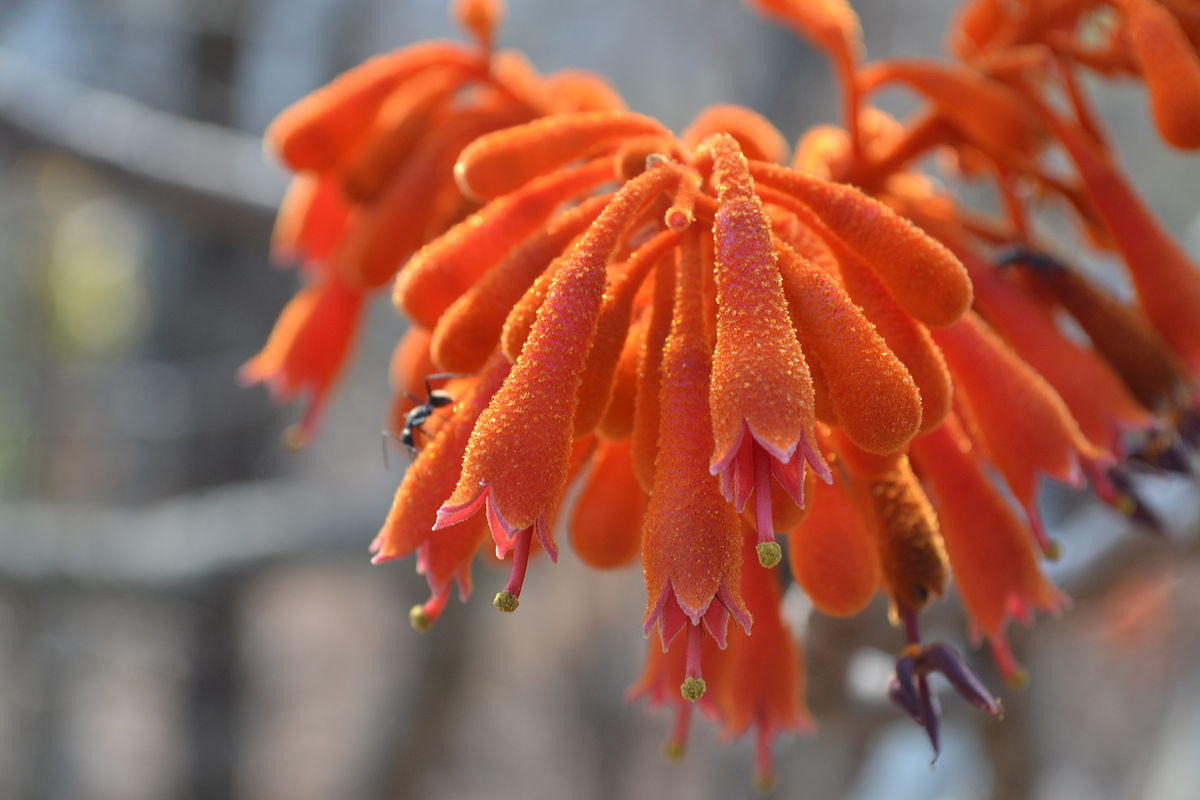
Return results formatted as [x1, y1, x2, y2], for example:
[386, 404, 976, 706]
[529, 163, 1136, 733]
[455, 109, 671, 200]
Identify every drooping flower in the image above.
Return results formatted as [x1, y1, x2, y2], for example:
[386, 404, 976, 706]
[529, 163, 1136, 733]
[244, 0, 626, 443]
[243, 0, 1200, 780]
[703, 133, 829, 568]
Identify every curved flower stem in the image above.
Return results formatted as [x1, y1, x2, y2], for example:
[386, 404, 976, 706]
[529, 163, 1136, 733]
[837, 49, 865, 164]
[1054, 52, 1108, 150]
[993, 164, 1030, 240]
[841, 110, 950, 190]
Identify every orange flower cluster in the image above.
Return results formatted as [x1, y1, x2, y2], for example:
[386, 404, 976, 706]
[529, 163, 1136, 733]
[239, 0, 624, 445]
[245, 0, 1200, 783]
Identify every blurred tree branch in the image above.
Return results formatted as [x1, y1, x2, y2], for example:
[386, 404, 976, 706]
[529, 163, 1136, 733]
[2, 473, 1195, 599]
[0, 47, 284, 237]
[0, 476, 393, 587]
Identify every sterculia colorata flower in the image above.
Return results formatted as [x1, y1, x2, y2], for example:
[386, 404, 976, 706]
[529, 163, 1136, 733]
[243, 0, 1200, 781]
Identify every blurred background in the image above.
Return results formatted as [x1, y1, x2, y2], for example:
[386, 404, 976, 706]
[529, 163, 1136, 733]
[1, 0, 1199, 798]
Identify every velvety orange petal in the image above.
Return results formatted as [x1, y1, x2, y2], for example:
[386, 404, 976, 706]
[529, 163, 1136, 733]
[717, 527, 814, 787]
[239, 276, 365, 446]
[931, 312, 1106, 514]
[441, 164, 681, 546]
[271, 174, 317, 266]
[454, 110, 671, 200]
[1044, 110, 1200, 374]
[911, 417, 1068, 657]
[271, 173, 351, 269]
[395, 158, 613, 328]
[387, 325, 436, 436]
[702, 134, 820, 473]
[1015, 258, 1190, 415]
[339, 106, 530, 289]
[837, 248, 952, 433]
[569, 437, 646, 568]
[776, 241, 922, 455]
[642, 232, 750, 630]
[499, 261, 558, 364]
[749, 163, 972, 327]
[267, 43, 481, 172]
[598, 316, 645, 439]
[631, 253, 676, 491]
[544, 70, 627, 113]
[373, 355, 510, 562]
[788, 472, 879, 617]
[682, 105, 790, 164]
[613, 135, 684, 182]
[840, 450, 946, 615]
[969, 263, 1153, 451]
[1123, 0, 1200, 148]
[769, 212, 840, 276]
[430, 194, 609, 373]
[576, 229, 683, 435]
[342, 67, 468, 204]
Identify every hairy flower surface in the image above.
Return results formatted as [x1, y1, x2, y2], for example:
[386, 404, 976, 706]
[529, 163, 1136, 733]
[245, 0, 1200, 780]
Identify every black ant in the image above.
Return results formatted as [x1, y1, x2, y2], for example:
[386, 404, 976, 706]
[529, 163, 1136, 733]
[382, 372, 464, 468]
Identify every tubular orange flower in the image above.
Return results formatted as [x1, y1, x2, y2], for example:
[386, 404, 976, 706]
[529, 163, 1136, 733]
[394, 157, 614, 327]
[339, 104, 533, 289]
[911, 415, 1069, 684]
[372, 355, 509, 565]
[776, 240, 923, 455]
[429, 194, 610, 374]
[642, 231, 751, 666]
[372, 355, 509, 630]
[1039, 108, 1200, 374]
[748, 163, 973, 327]
[681, 105, 790, 164]
[932, 312, 1110, 554]
[574, 228, 683, 436]
[836, 249, 954, 434]
[1122, 0, 1200, 148]
[569, 436, 645, 568]
[840, 445, 947, 616]
[265, 42, 484, 172]
[717, 527, 815, 791]
[239, 275, 364, 448]
[436, 163, 682, 608]
[271, 173, 351, 268]
[703, 134, 828, 568]
[631, 249, 676, 491]
[243, 0, 1200, 779]
[1006, 251, 1192, 417]
[855, 59, 1044, 161]
[598, 315, 644, 439]
[454, 109, 671, 200]
[789, 464, 880, 618]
